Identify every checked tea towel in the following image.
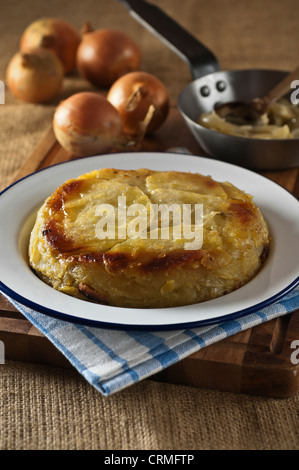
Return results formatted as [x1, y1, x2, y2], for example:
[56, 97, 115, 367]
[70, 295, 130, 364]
[6, 286, 299, 396]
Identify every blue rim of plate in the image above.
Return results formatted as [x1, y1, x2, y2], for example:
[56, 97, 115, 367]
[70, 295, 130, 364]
[0, 152, 299, 331]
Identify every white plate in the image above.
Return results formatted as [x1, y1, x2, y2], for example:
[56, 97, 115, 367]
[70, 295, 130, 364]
[0, 152, 298, 330]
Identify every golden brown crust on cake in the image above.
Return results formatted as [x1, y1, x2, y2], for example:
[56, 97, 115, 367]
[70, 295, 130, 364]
[28, 168, 270, 308]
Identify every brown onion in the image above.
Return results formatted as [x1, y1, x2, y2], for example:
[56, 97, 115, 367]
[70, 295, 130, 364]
[107, 71, 170, 135]
[20, 17, 81, 74]
[6, 48, 64, 103]
[53, 92, 123, 156]
[76, 25, 141, 88]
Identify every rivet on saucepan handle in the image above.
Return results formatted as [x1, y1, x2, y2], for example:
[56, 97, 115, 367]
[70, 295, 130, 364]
[216, 80, 227, 92]
[118, 0, 220, 79]
[200, 86, 211, 97]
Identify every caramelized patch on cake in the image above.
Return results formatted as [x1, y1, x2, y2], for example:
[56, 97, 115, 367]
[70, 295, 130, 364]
[140, 250, 204, 272]
[47, 179, 87, 212]
[228, 200, 255, 225]
[43, 219, 77, 253]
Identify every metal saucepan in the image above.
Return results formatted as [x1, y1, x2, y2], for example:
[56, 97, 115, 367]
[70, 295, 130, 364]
[119, 0, 299, 170]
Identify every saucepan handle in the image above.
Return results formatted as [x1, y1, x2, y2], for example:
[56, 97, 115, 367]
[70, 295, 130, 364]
[118, 0, 220, 79]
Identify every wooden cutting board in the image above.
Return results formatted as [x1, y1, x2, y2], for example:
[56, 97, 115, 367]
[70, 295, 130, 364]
[1, 104, 298, 398]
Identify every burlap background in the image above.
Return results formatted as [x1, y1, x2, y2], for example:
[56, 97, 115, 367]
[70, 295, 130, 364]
[0, 0, 298, 450]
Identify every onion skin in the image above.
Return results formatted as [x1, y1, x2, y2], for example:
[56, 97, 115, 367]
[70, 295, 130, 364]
[107, 71, 169, 135]
[76, 29, 141, 88]
[6, 48, 64, 103]
[20, 17, 81, 74]
[53, 92, 123, 157]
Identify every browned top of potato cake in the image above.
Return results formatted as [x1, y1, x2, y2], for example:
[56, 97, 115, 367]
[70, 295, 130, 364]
[28, 168, 270, 308]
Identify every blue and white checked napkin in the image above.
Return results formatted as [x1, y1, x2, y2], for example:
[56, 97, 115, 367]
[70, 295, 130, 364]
[6, 286, 299, 396]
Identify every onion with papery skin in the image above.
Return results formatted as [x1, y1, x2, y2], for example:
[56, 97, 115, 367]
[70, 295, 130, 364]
[107, 71, 170, 135]
[6, 48, 64, 103]
[53, 92, 123, 157]
[76, 25, 141, 88]
[20, 17, 81, 74]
